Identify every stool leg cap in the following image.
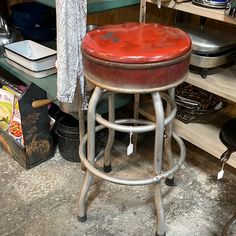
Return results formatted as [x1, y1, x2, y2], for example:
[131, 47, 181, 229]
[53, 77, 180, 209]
[103, 165, 112, 173]
[155, 232, 166, 236]
[165, 177, 175, 186]
[77, 215, 87, 222]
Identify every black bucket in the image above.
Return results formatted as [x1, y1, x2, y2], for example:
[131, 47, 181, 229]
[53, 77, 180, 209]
[53, 113, 80, 162]
[49, 103, 107, 162]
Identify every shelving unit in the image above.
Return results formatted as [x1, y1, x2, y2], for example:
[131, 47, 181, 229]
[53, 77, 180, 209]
[141, 0, 236, 24]
[139, 0, 236, 168]
[139, 98, 236, 168]
[187, 65, 236, 103]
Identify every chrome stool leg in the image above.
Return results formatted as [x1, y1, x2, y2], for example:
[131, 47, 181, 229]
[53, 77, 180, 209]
[103, 93, 115, 173]
[133, 94, 140, 153]
[164, 88, 175, 186]
[77, 83, 86, 171]
[78, 89, 186, 236]
[78, 87, 103, 222]
[152, 92, 166, 236]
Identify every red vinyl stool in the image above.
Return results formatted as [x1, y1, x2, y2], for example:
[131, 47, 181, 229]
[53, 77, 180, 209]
[78, 22, 191, 236]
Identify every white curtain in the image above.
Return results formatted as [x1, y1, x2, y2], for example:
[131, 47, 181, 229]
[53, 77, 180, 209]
[55, 0, 87, 104]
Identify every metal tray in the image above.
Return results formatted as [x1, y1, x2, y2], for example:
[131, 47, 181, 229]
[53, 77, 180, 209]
[176, 23, 236, 54]
[176, 23, 236, 78]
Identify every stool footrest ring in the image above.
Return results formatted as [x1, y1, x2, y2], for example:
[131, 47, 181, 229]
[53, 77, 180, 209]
[79, 124, 186, 186]
[96, 93, 176, 134]
[96, 117, 156, 133]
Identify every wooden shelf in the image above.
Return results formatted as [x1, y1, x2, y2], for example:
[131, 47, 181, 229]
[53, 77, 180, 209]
[146, 0, 236, 25]
[173, 117, 236, 168]
[187, 65, 236, 103]
[138, 98, 236, 168]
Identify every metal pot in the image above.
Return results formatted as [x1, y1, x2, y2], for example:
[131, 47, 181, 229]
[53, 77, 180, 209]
[219, 118, 236, 163]
[0, 16, 18, 55]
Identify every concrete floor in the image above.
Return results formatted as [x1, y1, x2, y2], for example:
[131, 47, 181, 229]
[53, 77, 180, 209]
[0, 132, 235, 236]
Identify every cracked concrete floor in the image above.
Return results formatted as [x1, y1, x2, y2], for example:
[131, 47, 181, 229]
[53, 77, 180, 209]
[0, 132, 235, 236]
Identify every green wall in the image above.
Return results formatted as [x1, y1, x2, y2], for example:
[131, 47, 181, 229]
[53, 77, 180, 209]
[36, 0, 139, 13]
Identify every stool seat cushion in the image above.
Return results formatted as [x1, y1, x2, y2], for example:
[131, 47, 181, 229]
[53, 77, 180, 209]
[82, 22, 191, 64]
[81, 22, 191, 93]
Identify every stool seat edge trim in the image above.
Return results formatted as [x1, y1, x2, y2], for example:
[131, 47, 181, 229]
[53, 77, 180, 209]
[82, 49, 192, 69]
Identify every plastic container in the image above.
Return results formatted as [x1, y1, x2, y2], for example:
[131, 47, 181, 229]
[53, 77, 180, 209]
[20, 27, 56, 42]
[11, 2, 52, 29]
[51, 109, 106, 162]
[53, 113, 80, 162]
[10, 2, 56, 42]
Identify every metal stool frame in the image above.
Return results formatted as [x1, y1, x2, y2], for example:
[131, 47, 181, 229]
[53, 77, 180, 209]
[78, 86, 186, 236]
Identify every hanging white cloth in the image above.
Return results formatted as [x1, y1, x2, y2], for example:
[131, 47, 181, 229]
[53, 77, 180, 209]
[55, 0, 87, 105]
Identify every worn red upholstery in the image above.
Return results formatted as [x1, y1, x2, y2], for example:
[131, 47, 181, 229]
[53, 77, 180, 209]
[81, 22, 191, 93]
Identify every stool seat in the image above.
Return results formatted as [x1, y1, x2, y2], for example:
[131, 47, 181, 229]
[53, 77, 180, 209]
[82, 22, 191, 64]
[82, 23, 192, 93]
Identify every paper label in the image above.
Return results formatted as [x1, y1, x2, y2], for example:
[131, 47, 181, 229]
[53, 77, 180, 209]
[127, 143, 134, 156]
[217, 170, 224, 180]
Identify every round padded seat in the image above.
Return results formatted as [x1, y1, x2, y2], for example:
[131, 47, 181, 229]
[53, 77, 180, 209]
[82, 22, 192, 93]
